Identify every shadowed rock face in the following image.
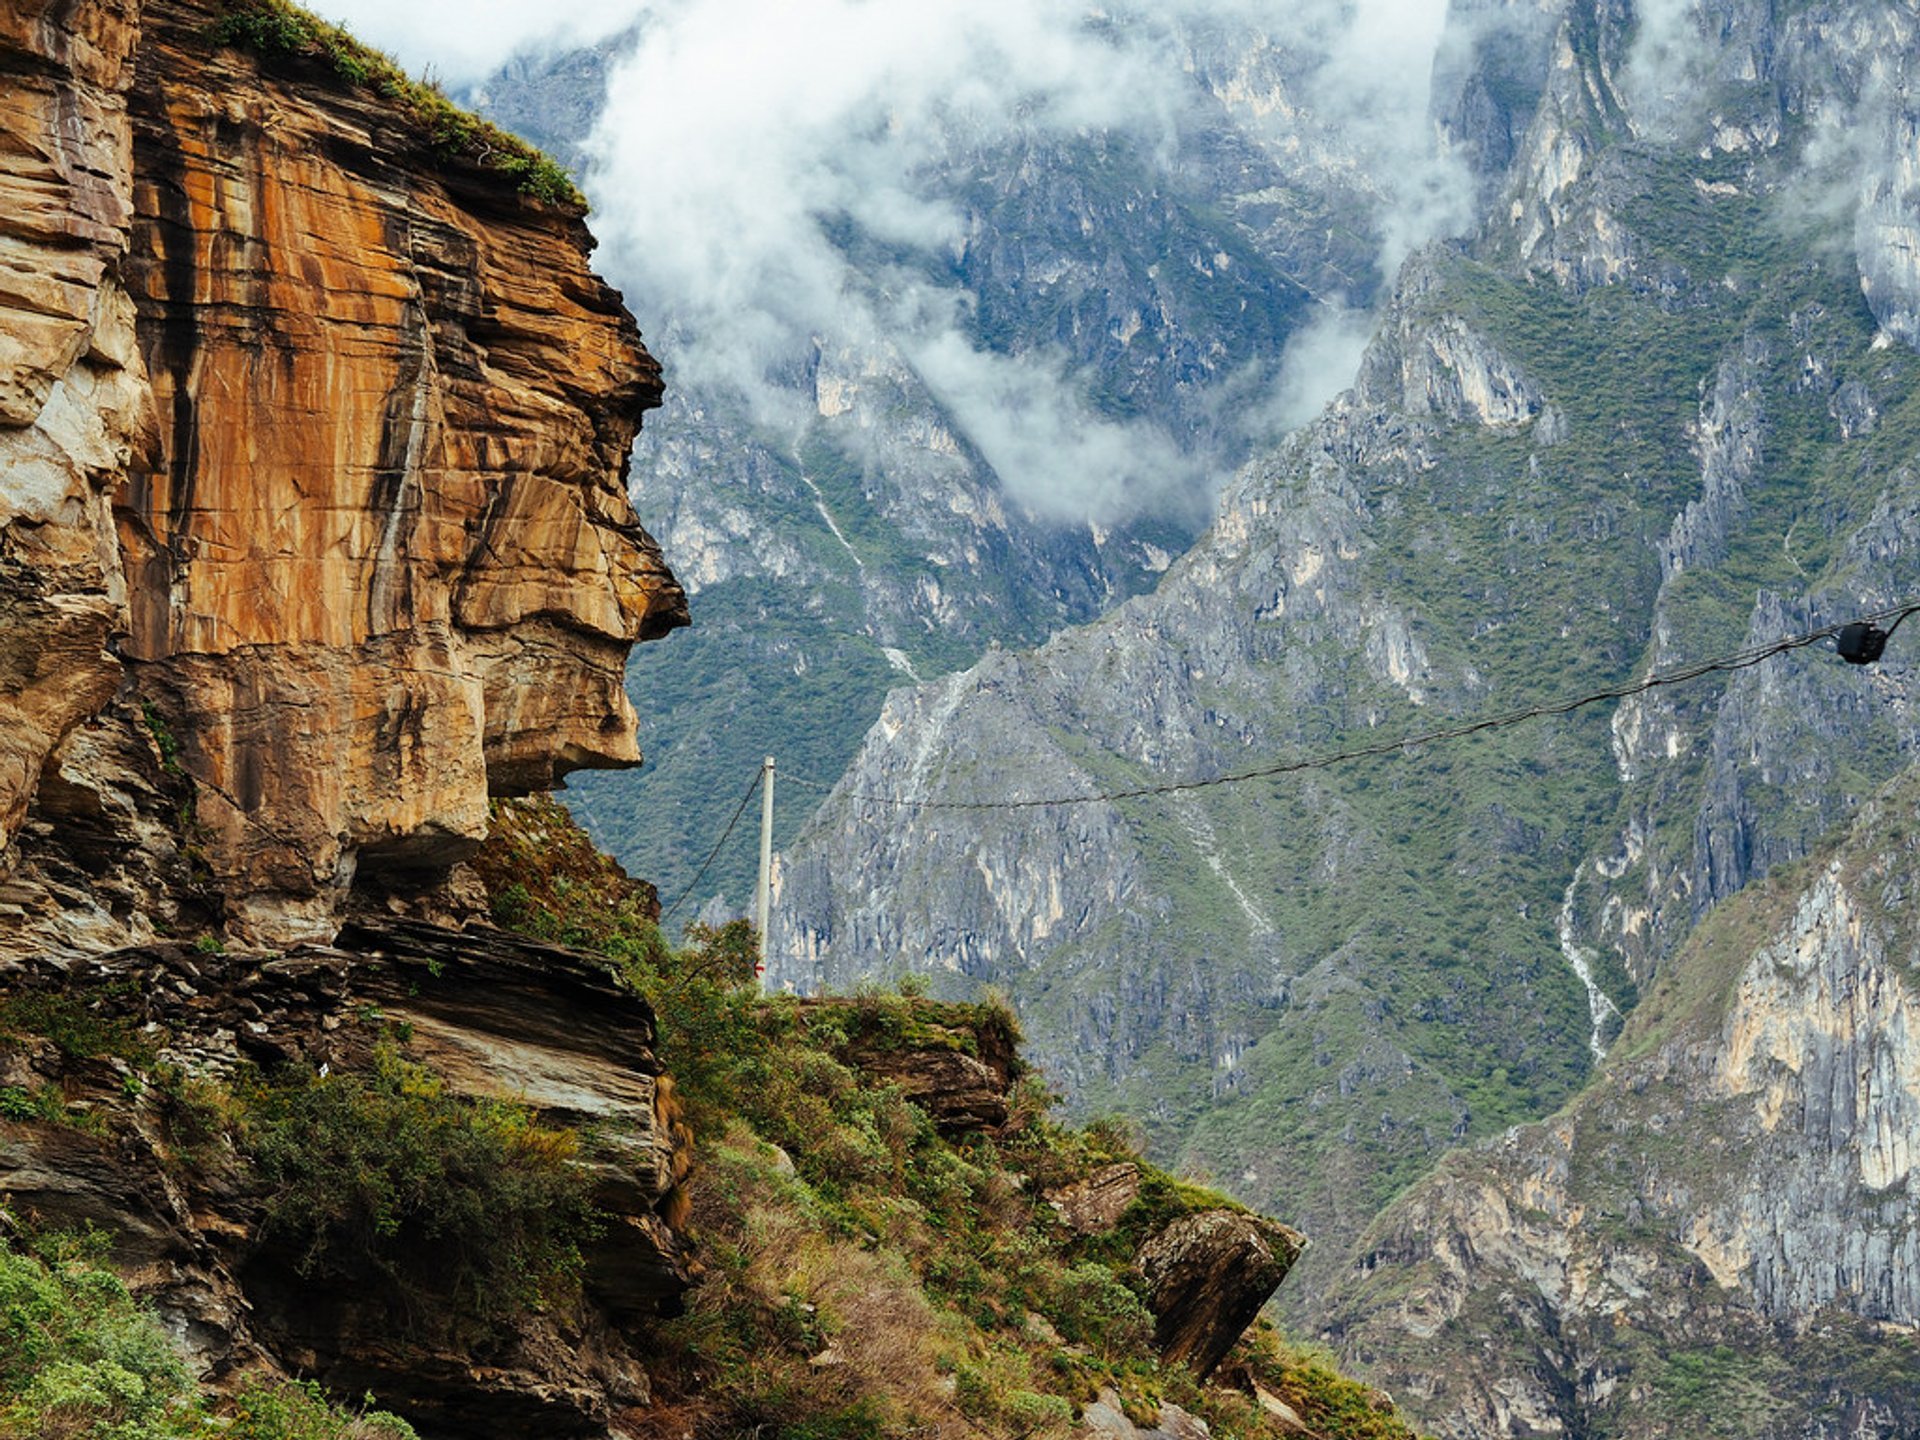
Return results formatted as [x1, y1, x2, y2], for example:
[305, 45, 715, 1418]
[0, 0, 686, 951]
[1137, 1210, 1305, 1380]
[0, 920, 696, 1440]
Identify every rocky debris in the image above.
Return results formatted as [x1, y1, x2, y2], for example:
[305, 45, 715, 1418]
[0, 0, 687, 955]
[1136, 1211, 1305, 1380]
[1045, 1162, 1143, 1235]
[1078, 1389, 1213, 1440]
[0, 918, 694, 1437]
[803, 995, 1019, 1134]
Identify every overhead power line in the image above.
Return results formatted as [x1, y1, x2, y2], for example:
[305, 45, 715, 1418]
[660, 766, 764, 920]
[782, 599, 1920, 813]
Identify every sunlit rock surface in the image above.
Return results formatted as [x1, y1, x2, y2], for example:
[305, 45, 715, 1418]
[0, 0, 684, 951]
[1326, 769, 1920, 1438]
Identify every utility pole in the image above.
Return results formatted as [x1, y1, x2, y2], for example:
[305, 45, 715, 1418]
[754, 754, 775, 989]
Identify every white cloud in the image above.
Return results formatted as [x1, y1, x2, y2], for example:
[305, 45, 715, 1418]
[1259, 301, 1378, 437]
[311, 0, 646, 86]
[320, 0, 1476, 521]
[909, 330, 1208, 522]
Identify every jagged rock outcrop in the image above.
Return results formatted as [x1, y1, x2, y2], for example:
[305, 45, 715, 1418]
[795, 996, 1305, 1381]
[1046, 1161, 1144, 1234]
[0, 0, 685, 953]
[0, 919, 694, 1437]
[1137, 1211, 1304, 1381]
[802, 993, 1021, 1133]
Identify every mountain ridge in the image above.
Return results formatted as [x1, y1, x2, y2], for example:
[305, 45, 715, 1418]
[772, 3, 1920, 1432]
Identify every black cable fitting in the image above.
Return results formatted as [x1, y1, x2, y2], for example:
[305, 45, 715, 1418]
[1838, 622, 1887, 665]
[779, 599, 1920, 812]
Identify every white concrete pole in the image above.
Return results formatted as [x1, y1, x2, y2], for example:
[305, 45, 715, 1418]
[754, 755, 775, 988]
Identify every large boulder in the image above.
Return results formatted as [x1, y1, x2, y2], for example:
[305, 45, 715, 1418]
[1135, 1210, 1305, 1379]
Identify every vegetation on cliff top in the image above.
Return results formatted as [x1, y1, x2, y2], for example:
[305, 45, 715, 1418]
[205, 0, 583, 206]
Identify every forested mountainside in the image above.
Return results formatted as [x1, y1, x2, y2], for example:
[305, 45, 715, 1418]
[469, 12, 1439, 911]
[775, 0, 1920, 1431]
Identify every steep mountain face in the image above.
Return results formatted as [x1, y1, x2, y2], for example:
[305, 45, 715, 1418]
[1328, 769, 1920, 1438]
[0, 0, 684, 952]
[775, 0, 1920, 1382]
[471, 17, 1407, 911]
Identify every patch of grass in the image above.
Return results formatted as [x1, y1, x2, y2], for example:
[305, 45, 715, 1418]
[0, 988, 155, 1068]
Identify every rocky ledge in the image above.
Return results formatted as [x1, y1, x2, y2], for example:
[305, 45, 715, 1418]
[802, 995, 1310, 1382]
[0, 917, 694, 1438]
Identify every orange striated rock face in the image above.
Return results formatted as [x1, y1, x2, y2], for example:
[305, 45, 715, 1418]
[0, 0, 686, 947]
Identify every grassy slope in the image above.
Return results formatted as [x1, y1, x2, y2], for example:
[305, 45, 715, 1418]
[477, 798, 1429, 1440]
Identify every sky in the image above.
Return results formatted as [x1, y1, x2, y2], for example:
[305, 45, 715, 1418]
[316, 0, 1463, 523]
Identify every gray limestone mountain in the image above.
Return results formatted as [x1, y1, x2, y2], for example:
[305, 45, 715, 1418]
[466, 14, 1418, 913]
[1325, 765, 1920, 1437]
[774, 0, 1920, 1429]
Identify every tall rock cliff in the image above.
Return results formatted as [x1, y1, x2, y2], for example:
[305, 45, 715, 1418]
[775, 0, 1920, 1385]
[0, 0, 685, 951]
[0, 0, 695, 1429]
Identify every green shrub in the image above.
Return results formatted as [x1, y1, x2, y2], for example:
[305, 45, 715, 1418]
[0, 1230, 421, 1438]
[228, 1378, 417, 1440]
[1043, 1261, 1155, 1362]
[0, 1232, 192, 1439]
[244, 1047, 598, 1323]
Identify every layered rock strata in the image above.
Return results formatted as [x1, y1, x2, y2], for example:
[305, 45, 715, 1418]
[0, 0, 686, 951]
[0, 920, 695, 1439]
[0, 0, 152, 843]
